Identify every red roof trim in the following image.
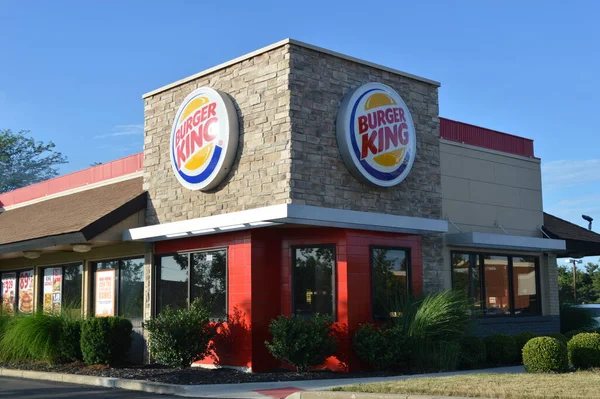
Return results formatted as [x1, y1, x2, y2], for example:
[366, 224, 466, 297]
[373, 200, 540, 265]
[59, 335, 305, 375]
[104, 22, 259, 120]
[0, 152, 143, 208]
[440, 117, 535, 158]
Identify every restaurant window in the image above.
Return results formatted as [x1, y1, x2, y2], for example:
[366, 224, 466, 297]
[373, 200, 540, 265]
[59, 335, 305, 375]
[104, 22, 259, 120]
[371, 247, 410, 319]
[292, 245, 335, 318]
[1, 270, 34, 316]
[451, 252, 540, 315]
[40, 263, 83, 317]
[156, 249, 226, 319]
[92, 258, 144, 319]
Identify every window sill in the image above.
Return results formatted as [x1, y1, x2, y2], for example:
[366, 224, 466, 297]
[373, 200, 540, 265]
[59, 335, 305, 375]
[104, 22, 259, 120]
[476, 315, 552, 324]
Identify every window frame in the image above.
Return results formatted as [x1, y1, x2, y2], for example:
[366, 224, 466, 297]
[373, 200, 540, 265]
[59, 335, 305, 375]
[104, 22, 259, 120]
[1, 268, 34, 316]
[450, 250, 542, 317]
[91, 256, 145, 319]
[291, 244, 337, 321]
[370, 245, 412, 321]
[154, 247, 228, 320]
[38, 262, 84, 316]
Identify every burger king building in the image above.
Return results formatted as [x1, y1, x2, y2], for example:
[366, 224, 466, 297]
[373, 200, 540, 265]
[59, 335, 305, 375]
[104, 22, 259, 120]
[2, 39, 594, 371]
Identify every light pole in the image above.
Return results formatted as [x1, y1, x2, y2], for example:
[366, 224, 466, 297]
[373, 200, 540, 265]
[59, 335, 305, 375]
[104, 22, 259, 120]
[565, 258, 583, 303]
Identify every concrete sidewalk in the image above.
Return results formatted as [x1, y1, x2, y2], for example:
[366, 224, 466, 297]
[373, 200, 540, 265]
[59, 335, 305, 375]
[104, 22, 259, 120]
[0, 366, 524, 398]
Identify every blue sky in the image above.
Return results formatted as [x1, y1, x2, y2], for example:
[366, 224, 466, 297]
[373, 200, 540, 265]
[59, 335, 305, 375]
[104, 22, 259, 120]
[1, 1, 599, 245]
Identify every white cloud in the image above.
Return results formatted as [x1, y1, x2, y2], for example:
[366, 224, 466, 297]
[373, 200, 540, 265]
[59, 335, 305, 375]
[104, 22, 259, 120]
[94, 124, 143, 139]
[542, 159, 600, 189]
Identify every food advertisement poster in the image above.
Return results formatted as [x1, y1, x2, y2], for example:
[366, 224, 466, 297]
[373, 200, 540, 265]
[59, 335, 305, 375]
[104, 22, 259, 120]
[95, 269, 115, 317]
[1, 273, 17, 316]
[18, 270, 34, 314]
[43, 268, 62, 314]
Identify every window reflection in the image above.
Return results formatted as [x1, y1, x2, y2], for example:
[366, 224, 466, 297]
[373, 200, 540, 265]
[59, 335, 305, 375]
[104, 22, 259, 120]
[293, 246, 335, 318]
[372, 248, 410, 319]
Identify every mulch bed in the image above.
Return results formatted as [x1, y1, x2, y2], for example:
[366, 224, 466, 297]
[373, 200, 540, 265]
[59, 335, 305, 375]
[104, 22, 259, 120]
[0, 361, 395, 385]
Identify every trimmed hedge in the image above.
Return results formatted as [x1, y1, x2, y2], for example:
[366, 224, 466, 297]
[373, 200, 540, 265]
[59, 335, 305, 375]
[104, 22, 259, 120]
[58, 319, 82, 362]
[80, 317, 132, 365]
[458, 336, 487, 369]
[265, 314, 337, 372]
[565, 330, 585, 340]
[514, 332, 538, 362]
[522, 337, 568, 373]
[484, 334, 518, 365]
[567, 332, 600, 370]
[353, 323, 406, 371]
[547, 333, 568, 344]
[144, 299, 219, 368]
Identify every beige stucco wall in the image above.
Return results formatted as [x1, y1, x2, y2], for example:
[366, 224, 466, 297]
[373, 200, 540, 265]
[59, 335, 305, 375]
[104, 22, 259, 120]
[441, 139, 543, 236]
[440, 139, 559, 317]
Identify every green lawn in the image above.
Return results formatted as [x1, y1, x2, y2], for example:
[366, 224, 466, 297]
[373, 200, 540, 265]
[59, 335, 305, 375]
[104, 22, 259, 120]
[333, 372, 600, 399]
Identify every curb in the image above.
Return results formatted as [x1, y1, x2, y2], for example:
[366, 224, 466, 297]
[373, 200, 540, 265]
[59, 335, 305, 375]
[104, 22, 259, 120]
[0, 368, 188, 396]
[285, 392, 492, 399]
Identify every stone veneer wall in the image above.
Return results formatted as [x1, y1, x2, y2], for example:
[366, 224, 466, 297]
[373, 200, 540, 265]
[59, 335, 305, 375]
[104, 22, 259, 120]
[143, 46, 292, 225]
[287, 44, 445, 292]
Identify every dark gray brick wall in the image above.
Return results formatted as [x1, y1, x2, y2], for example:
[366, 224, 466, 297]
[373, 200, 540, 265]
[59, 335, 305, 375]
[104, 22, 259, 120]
[473, 316, 560, 337]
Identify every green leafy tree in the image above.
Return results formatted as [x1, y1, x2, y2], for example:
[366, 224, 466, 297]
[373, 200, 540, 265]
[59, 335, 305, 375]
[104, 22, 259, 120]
[0, 129, 67, 193]
[558, 263, 600, 305]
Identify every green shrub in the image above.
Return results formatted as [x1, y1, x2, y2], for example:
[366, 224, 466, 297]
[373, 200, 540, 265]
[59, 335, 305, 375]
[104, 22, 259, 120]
[484, 334, 518, 365]
[547, 333, 568, 344]
[560, 305, 596, 333]
[353, 323, 406, 371]
[565, 330, 585, 340]
[567, 332, 600, 369]
[144, 298, 219, 368]
[515, 332, 539, 362]
[58, 319, 82, 362]
[522, 336, 568, 373]
[81, 317, 132, 365]
[0, 313, 65, 363]
[265, 314, 337, 372]
[458, 336, 487, 369]
[0, 315, 9, 340]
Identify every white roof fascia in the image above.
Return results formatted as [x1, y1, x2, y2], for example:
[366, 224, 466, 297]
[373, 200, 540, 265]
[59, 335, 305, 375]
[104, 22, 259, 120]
[124, 204, 448, 242]
[446, 232, 566, 252]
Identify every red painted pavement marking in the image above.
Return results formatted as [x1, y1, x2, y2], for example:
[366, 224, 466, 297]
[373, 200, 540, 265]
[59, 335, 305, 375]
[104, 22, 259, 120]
[254, 387, 305, 399]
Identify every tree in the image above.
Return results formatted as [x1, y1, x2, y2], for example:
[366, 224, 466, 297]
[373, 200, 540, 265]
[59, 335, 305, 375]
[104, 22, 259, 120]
[0, 129, 68, 193]
[558, 262, 600, 305]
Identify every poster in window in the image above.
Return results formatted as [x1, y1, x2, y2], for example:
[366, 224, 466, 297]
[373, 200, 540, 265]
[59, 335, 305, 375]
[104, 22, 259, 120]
[43, 268, 62, 314]
[1, 273, 16, 316]
[95, 269, 115, 317]
[18, 270, 34, 314]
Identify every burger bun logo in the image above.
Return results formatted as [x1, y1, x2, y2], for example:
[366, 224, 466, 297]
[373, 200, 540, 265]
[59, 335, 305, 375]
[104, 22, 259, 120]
[170, 87, 239, 191]
[336, 83, 416, 187]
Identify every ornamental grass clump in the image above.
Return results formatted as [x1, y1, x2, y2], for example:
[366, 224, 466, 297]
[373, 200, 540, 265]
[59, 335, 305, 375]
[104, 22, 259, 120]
[567, 332, 600, 370]
[0, 312, 64, 363]
[265, 314, 337, 372]
[522, 336, 568, 373]
[389, 290, 473, 372]
[144, 298, 219, 368]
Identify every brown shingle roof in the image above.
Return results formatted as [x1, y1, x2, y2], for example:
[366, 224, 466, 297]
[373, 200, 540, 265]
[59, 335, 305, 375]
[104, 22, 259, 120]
[543, 212, 600, 243]
[0, 178, 145, 250]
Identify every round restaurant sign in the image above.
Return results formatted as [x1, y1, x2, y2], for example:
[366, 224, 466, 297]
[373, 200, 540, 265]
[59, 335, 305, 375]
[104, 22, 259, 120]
[336, 83, 416, 187]
[170, 87, 239, 191]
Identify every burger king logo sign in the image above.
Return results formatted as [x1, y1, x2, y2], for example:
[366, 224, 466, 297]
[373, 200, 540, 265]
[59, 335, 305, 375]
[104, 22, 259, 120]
[170, 87, 239, 191]
[336, 83, 416, 187]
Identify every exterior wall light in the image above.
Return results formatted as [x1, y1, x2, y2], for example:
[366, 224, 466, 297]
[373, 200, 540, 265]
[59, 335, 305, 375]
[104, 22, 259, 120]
[72, 244, 92, 253]
[23, 251, 41, 259]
